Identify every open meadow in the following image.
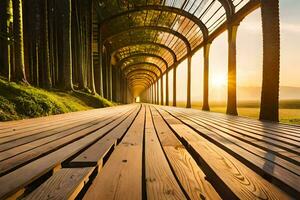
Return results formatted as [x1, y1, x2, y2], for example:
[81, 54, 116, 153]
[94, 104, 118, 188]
[175, 100, 300, 125]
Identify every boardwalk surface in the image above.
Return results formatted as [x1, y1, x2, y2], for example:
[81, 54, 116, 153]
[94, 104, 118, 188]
[0, 104, 299, 199]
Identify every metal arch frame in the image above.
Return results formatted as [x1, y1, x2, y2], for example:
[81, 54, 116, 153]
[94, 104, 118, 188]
[104, 26, 191, 53]
[127, 74, 155, 86]
[128, 79, 151, 88]
[128, 80, 150, 87]
[128, 77, 152, 85]
[123, 64, 162, 78]
[126, 69, 158, 80]
[116, 53, 168, 70]
[127, 76, 155, 88]
[122, 62, 163, 76]
[218, 0, 235, 18]
[109, 41, 177, 64]
[128, 84, 148, 90]
[100, 5, 208, 39]
[127, 71, 156, 82]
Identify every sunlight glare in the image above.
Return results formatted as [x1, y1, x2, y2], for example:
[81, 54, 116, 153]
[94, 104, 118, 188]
[211, 74, 227, 88]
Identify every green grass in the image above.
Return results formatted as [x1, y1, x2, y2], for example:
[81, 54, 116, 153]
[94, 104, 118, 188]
[177, 101, 300, 125]
[0, 77, 114, 121]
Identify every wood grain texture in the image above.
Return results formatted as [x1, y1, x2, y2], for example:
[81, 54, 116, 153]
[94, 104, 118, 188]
[171, 111, 300, 195]
[0, 105, 139, 199]
[151, 106, 221, 200]
[145, 106, 186, 200]
[166, 108, 300, 168]
[166, 108, 300, 164]
[69, 107, 140, 167]
[0, 108, 133, 175]
[157, 107, 292, 200]
[83, 106, 145, 200]
[23, 167, 94, 200]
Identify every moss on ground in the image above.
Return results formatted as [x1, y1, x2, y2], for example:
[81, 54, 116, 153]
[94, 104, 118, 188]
[0, 77, 114, 121]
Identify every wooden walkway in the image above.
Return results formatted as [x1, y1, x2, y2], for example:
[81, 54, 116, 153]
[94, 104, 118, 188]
[0, 104, 299, 199]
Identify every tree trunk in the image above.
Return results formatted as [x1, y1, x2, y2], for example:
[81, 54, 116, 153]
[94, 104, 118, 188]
[0, 0, 12, 81]
[12, 0, 27, 82]
[41, 0, 52, 88]
[60, 0, 73, 90]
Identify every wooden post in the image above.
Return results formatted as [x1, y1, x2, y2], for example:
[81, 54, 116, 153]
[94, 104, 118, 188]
[259, 0, 280, 122]
[226, 24, 239, 115]
[173, 65, 177, 107]
[98, 31, 104, 96]
[108, 62, 112, 101]
[160, 76, 164, 105]
[156, 80, 159, 104]
[187, 56, 192, 108]
[153, 83, 157, 104]
[202, 43, 211, 111]
[166, 69, 169, 106]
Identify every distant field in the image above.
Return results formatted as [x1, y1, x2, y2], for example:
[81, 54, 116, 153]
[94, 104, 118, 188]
[175, 100, 300, 125]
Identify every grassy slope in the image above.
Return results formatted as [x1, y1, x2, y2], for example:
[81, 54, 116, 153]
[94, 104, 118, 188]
[0, 78, 113, 121]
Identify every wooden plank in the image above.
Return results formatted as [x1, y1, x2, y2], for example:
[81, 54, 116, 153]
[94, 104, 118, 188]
[150, 106, 221, 200]
[0, 106, 133, 145]
[169, 109, 300, 173]
[0, 105, 139, 199]
[169, 110, 300, 153]
[68, 107, 140, 167]
[182, 110, 300, 144]
[0, 111, 104, 140]
[0, 105, 120, 133]
[165, 108, 300, 195]
[0, 108, 134, 175]
[184, 108, 300, 134]
[145, 106, 186, 199]
[0, 115, 110, 152]
[83, 106, 146, 200]
[156, 107, 292, 200]
[23, 167, 94, 200]
[168, 108, 300, 163]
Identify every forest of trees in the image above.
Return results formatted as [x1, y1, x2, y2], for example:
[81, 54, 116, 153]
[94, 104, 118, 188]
[0, 0, 130, 103]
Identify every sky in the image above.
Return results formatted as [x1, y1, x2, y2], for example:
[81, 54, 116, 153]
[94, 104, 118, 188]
[171, 0, 300, 103]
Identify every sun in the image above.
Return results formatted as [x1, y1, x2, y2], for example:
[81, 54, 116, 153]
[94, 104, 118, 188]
[211, 74, 227, 88]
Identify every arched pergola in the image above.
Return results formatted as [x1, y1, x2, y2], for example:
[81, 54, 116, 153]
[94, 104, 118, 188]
[94, 0, 280, 122]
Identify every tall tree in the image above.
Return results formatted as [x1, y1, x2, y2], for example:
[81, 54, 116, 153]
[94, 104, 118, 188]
[41, 0, 52, 88]
[12, 0, 27, 82]
[59, 0, 73, 90]
[0, 0, 12, 81]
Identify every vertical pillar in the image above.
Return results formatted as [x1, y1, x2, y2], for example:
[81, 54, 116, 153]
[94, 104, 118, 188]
[124, 78, 128, 104]
[150, 85, 152, 103]
[173, 65, 177, 107]
[260, 0, 280, 122]
[186, 56, 192, 108]
[109, 63, 113, 101]
[166, 69, 169, 106]
[152, 84, 155, 104]
[156, 80, 159, 104]
[160, 76, 164, 105]
[226, 24, 239, 115]
[151, 85, 153, 104]
[98, 31, 104, 96]
[154, 82, 157, 104]
[202, 43, 211, 111]
[104, 49, 109, 99]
